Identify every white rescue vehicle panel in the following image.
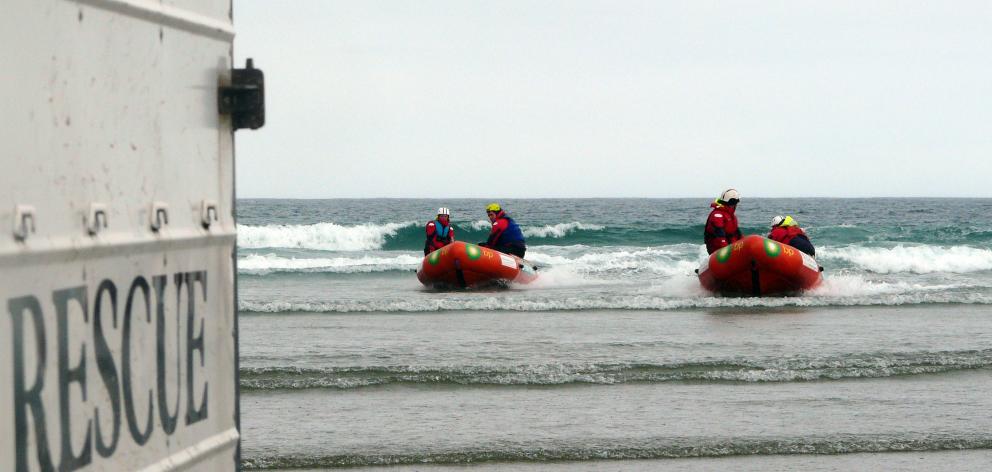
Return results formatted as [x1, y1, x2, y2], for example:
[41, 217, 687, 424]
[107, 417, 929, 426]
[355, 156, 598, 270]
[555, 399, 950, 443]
[1, 0, 240, 470]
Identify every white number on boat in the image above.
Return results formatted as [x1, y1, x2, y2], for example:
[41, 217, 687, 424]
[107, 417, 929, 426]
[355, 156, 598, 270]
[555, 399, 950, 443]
[500, 254, 517, 269]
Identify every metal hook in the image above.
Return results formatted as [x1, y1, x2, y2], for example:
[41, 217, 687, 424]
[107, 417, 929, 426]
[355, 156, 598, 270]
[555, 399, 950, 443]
[150, 202, 169, 232]
[13, 205, 36, 241]
[201, 199, 218, 229]
[87, 203, 108, 236]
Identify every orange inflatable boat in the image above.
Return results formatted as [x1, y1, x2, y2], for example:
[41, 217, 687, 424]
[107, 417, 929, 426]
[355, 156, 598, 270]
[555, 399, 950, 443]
[417, 241, 539, 289]
[697, 235, 823, 296]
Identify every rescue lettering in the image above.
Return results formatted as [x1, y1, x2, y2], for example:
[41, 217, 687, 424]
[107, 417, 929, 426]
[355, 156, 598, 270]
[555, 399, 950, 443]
[7, 271, 210, 472]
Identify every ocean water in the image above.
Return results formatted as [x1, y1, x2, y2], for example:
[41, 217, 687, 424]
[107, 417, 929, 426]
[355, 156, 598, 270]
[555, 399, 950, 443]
[237, 198, 992, 469]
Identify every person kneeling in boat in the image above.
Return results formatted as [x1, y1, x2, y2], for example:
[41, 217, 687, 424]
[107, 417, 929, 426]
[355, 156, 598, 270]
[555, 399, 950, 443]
[704, 189, 743, 254]
[479, 203, 527, 258]
[768, 215, 816, 257]
[424, 207, 455, 255]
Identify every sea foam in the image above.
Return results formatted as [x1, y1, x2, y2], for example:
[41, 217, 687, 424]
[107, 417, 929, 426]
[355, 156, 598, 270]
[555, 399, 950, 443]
[239, 290, 992, 313]
[239, 253, 421, 274]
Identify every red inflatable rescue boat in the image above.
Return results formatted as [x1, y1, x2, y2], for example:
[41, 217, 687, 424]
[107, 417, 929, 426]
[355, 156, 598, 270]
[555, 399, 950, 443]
[697, 235, 823, 296]
[417, 241, 539, 289]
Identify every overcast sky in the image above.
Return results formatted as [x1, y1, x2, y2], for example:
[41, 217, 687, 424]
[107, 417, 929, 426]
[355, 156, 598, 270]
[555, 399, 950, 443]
[234, 1, 991, 198]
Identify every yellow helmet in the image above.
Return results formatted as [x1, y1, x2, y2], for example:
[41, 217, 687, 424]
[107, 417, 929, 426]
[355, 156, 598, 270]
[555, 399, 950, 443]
[486, 203, 501, 212]
[771, 215, 797, 227]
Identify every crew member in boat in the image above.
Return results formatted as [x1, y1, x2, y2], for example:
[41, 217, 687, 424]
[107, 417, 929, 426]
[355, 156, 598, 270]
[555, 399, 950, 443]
[479, 203, 527, 258]
[703, 189, 743, 254]
[768, 215, 816, 257]
[424, 207, 455, 255]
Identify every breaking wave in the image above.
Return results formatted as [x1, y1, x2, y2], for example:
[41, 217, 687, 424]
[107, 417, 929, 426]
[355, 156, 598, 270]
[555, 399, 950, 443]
[237, 220, 698, 252]
[523, 222, 606, 238]
[237, 222, 416, 251]
[240, 349, 992, 390]
[820, 245, 992, 274]
[467, 219, 493, 231]
[466, 220, 610, 241]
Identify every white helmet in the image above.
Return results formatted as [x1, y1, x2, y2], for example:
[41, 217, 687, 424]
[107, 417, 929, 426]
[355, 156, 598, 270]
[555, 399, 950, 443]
[437, 207, 450, 216]
[720, 189, 740, 203]
[771, 215, 785, 227]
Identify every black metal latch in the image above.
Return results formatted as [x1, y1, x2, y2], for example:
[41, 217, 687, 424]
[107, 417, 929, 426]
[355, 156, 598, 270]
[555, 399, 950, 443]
[219, 58, 265, 130]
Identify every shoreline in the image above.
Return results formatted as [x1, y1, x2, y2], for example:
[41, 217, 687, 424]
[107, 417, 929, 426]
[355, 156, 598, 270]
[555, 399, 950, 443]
[263, 449, 992, 471]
